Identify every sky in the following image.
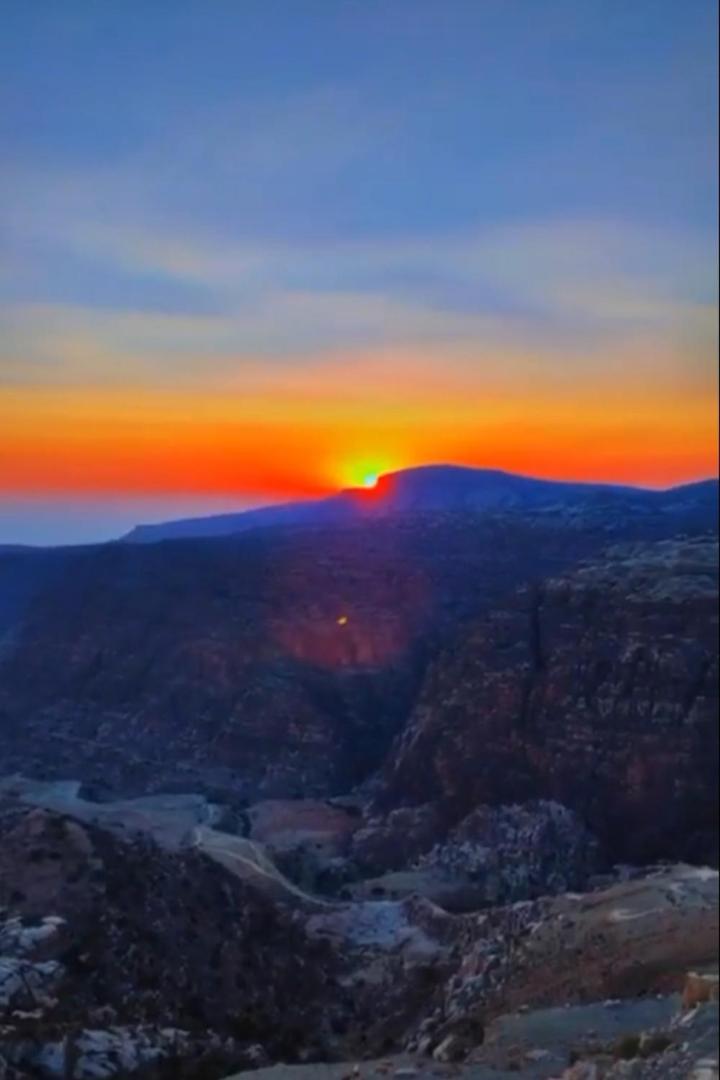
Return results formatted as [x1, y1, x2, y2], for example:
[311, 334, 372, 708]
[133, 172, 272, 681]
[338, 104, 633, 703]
[1, 0, 718, 544]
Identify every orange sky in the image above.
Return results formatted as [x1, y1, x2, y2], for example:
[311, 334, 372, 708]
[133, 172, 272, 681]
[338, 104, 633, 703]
[2, 363, 717, 497]
[2, 3, 717, 517]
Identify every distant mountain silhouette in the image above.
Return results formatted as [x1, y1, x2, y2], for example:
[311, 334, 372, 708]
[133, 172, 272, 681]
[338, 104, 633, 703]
[122, 466, 719, 542]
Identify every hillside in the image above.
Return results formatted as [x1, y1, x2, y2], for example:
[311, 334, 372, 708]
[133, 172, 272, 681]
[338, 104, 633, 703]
[122, 467, 719, 543]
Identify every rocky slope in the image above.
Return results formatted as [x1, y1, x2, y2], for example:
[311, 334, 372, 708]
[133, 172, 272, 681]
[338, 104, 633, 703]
[0, 515, 647, 802]
[375, 536, 719, 866]
[0, 805, 349, 1077]
[1, 795, 716, 1078]
[225, 992, 718, 1079]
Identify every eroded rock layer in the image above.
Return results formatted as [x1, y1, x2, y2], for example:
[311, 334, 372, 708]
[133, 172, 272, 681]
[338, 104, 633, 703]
[377, 538, 718, 865]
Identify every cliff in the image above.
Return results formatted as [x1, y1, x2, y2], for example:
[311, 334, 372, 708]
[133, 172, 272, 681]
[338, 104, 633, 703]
[377, 536, 718, 865]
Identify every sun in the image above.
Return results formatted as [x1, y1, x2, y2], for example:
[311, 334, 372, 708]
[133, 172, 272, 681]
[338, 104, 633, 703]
[337, 457, 394, 490]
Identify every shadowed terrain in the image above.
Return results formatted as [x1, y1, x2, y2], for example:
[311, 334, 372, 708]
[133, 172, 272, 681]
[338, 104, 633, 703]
[0, 477, 717, 1078]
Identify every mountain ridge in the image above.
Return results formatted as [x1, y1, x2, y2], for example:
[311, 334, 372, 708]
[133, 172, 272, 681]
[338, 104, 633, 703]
[122, 465, 720, 543]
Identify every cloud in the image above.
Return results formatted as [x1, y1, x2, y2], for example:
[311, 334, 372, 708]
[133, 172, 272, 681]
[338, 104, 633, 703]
[42, 211, 717, 326]
[1, 76, 716, 395]
[0, 294, 552, 389]
[0, 84, 401, 255]
[2, 209, 716, 396]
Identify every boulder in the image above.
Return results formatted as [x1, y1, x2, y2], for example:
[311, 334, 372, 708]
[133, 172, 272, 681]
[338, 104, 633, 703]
[683, 971, 720, 1011]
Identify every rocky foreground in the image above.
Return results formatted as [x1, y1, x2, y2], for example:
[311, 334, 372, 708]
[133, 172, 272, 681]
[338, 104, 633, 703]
[226, 995, 719, 1079]
[0, 798, 717, 1079]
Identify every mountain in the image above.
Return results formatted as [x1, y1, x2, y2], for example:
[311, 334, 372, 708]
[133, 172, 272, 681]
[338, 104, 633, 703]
[121, 466, 719, 542]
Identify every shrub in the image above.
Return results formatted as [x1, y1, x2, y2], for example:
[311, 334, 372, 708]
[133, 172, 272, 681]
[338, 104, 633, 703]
[613, 1033, 641, 1060]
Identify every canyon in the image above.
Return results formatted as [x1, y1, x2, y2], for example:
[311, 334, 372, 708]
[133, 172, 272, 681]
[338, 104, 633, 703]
[0, 470, 717, 1078]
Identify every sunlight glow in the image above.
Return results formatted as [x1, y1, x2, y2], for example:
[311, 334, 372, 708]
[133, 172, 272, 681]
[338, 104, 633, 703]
[338, 457, 396, 491]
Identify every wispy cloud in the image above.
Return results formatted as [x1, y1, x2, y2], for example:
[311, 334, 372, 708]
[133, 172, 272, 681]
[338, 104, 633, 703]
[2, 209, 715, 394]
[2, 54, 715, 390]
[23, 206, 717, 308]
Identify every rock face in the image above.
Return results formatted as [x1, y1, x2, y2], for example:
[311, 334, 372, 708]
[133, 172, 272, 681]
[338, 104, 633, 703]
[683, 970, 720, 1010]
[0, 515, 646, 801]
[346, 801, 598, 912]
[377, 537, 719, 865]
[414, 800, 598, 904]
[438, 863, 718, 1024]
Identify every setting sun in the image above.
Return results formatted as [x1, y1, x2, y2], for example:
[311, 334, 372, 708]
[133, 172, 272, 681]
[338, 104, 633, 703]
[337, 458, 396, 491]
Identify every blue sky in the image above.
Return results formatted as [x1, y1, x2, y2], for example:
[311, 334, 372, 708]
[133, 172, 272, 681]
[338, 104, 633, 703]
[1, 0, 717, 543]
[3, 0, 716, 320]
